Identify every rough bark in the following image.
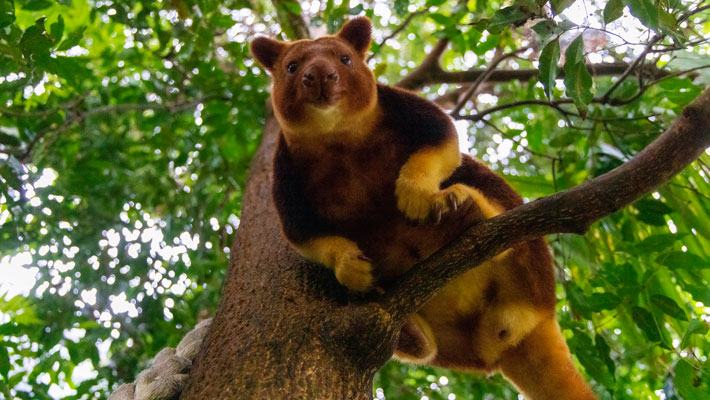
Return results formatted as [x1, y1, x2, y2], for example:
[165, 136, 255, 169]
[181, 88, 710, 398]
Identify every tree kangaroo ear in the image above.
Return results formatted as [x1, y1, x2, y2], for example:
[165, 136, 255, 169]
[337, 17, 372, 56]
[250, 37, 287, 71]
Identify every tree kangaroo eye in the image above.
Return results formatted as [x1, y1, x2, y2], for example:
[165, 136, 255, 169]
[287, 62, 298, 74]
[340, 55, 351, 66]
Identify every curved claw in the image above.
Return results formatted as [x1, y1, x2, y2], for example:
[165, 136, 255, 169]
[447, 192, 458, 211]
[432, 203, 442, 224]
[357, 254, 373, 263]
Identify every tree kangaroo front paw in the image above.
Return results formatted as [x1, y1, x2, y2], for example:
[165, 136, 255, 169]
[396, 180, 503, 223]
[334, 250, 373, 292]
[430, 184, 475, 222]
[395, 176, 437, 222]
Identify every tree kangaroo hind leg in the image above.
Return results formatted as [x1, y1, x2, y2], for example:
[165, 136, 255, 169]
[393, 314, 437, 364]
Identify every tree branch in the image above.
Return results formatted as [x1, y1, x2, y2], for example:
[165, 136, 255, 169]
[396, 61, 658, 91]
[602, 3, 710, 102]
[381, 87, 710, 320]
[455, 99, 575, 121]
[451, 64, 710, 121]
[451, 47, 529, 116]
[369, 10, 427, 61]
[271, 0, 310, 40]
[395, 38, 448, 90]
[395, 5, 710, 92]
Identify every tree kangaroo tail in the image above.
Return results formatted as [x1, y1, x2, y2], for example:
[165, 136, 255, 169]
[498, 318, 597, 400]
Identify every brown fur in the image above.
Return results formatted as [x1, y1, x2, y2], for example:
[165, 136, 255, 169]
[251, 17, 596, 399]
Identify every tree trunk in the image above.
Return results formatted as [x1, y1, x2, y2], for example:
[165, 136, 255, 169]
[180, 105, 397, 399]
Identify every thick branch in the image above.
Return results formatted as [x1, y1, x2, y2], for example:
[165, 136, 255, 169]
[383, 87, 710, 319]
[396, 61, 652, 91]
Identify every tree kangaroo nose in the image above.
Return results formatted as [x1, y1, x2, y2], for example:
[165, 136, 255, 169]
[302, 72, 316, 87]
[326, 71, 339, 83]
[302, 64, 338, 88]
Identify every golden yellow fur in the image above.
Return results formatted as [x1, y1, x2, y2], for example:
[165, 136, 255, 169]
[294, 236, 372, 292]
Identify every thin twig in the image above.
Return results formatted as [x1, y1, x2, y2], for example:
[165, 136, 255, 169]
[455, 99, 575, 122]
[601, 35, 662, 103]
[481, 119, 559, 161]
[395, 38, 449, 89]
[669, 182, 710, 202]
[602, 3, 710, 102]
[452, 63, 710, 124]
[369, 10, 426, 61]
[451, 47, 529, 116]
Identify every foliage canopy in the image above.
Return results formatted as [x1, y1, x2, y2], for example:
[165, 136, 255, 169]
[1, 0, 710, 399]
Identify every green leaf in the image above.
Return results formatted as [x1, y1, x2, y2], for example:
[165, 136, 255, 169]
[373, 62, 387, 77]
[564, 33, 585, 66]
[394, 0, 409, 17]
[680, 319, 709, 349]
[635, 233, 685, 253]
[470, 18, 489, 32]
[428, 13, 451, 26]
[0, 165, 22, 190]
[539, 38, 560, 99]
[674, 359, 707, 400]
[531, 20, 562, 46]
[57, 26, 86, 51]
[19, 19, 53, 65]
[627, 0, 659, 30]
[0, 132, 20, 146]
[603, 0, 625, 24]
[607, 263, 639, 287]
[473, 32, 499, 55]
[0, 0, 14, 29]
[281, 1, 302, 15]
[658, 77, 702, 105]
[595, 335, 616, 375]
[487, 5, 530, 33]
[563, 35, 593, 115]
[635, 198, 672, 226]
[686, 285, 710, 304]
[632, 306, 662, 342]
[650, 294, 688, 321]
[659, 9, 685, 45]
[656, 251, 709, 270]
[50, 15, 64, 43]
[635, 198, 673, 215]
[0, 323, 18, 336]
[569, 331, 615, 387]
[587, 292, 621, 312]
[550, 0, 574, 15]
[0, 345, 9, 378]
[22, 0, 53, 10]
[565, 283, 591, 318]
[347, 4, 364, 15]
